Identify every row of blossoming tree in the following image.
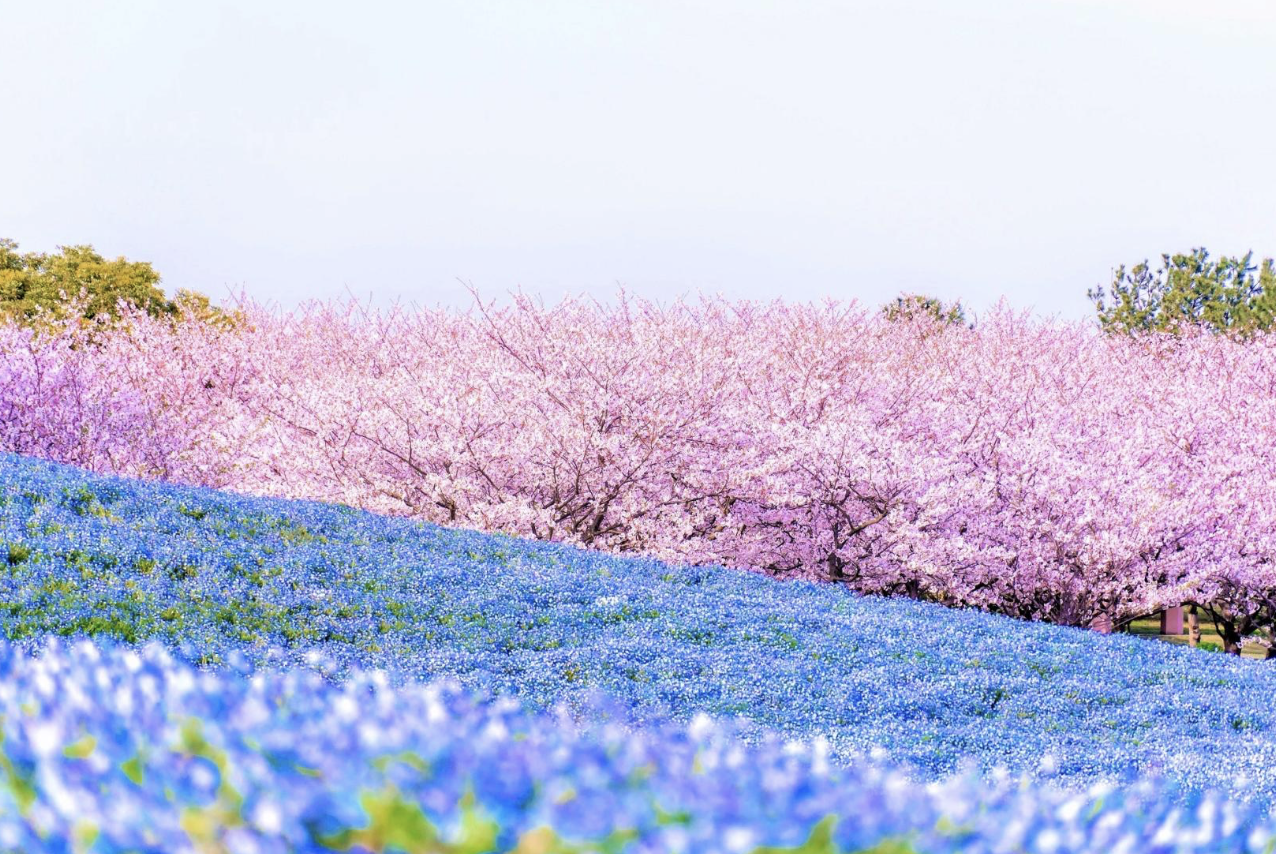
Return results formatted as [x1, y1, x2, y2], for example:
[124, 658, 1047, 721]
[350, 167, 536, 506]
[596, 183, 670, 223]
[2, 291, 1274, 655]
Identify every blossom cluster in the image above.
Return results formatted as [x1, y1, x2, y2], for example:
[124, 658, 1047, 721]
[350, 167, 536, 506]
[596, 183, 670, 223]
[4, 453, 1276, 803]
[3, 296, 1275, 640]
[0, 638, 1272, 854]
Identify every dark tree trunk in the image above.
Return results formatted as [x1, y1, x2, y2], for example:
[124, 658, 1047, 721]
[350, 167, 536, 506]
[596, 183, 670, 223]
[1219, 620, 1242, 656]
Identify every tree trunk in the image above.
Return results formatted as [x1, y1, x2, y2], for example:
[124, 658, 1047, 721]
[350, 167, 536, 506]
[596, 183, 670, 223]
[1187, 605, 1201, 648]
[1267, 625, 1276, 661]
[1220, 620, 1242, 656]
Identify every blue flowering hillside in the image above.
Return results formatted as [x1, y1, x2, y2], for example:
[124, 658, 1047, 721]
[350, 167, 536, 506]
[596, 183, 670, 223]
[3, 452, 1276, 809]
[0, 640, 1271, 854]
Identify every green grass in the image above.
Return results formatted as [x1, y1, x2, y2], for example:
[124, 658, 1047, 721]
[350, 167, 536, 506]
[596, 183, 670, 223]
[1127, 615, 1271, 660]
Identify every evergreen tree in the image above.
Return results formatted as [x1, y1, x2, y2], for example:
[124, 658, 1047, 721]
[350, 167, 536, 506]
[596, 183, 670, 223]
[1090, 248, 1276, 336]
[882, 293, 968, 326]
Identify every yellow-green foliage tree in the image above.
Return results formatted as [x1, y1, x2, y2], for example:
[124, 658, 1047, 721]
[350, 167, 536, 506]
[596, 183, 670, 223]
[0, 239, 231, 327]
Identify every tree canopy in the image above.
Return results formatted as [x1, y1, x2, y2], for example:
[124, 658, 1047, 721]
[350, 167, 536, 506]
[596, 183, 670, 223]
[0, 238, 232, 327]
[1090, 248, 1276, 336]
[882, 293, 968, 327]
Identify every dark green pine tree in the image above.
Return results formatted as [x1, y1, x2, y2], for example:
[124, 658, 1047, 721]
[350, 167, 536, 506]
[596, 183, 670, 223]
[1090, 248, 1276, 336]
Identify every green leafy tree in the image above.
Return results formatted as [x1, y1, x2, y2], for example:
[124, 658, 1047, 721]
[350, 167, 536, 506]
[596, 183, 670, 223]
[172, 287, 240, 330]
[882, 293, 968, 327]
[0, 238, 234, 328]
[1090, 248, 1276, 336]
[0, 239, 36, 306]
[0, 239, 173, 322]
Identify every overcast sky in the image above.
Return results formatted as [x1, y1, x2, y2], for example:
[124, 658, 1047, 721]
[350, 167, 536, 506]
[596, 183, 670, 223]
[4, 0, 1274, 319]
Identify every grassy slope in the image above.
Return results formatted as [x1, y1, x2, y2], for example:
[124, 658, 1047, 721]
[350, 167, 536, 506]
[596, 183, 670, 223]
[2, 452, 1276, 800]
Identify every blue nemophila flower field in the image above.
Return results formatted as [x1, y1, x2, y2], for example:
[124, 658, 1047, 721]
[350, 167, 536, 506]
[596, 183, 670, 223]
[3, 454, 1276, 836]
[0, 639, 1271, 854]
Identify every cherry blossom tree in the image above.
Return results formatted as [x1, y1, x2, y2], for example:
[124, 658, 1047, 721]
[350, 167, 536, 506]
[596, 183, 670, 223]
[3, 292, 1273, 654]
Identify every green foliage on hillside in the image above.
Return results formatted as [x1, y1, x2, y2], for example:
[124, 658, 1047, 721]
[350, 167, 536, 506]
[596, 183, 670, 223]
[1090, 248, 1276, 336]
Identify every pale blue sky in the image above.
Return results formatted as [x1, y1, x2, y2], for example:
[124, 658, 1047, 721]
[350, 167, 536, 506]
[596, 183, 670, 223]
[4, 0, 1274, 319]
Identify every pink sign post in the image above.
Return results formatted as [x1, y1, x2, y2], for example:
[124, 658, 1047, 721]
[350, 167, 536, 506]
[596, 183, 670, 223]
[1160, 606, 1184, 635]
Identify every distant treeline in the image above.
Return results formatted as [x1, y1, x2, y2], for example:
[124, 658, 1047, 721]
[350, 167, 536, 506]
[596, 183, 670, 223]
[3, 236, 1275, 335]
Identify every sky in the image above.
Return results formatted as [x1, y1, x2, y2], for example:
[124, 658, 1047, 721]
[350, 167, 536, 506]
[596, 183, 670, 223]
[3, 0, 1275, 320]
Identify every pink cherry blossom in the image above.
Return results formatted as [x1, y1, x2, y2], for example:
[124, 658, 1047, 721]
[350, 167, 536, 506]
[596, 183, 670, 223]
[3, 293, 1273, 652]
